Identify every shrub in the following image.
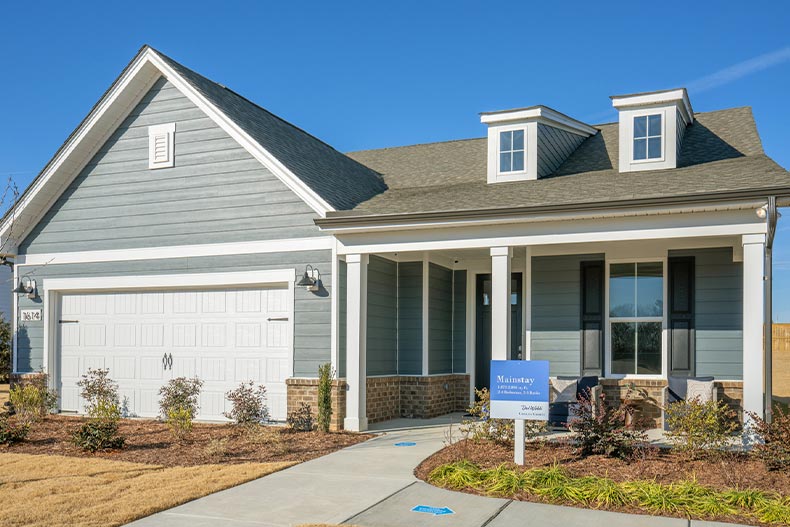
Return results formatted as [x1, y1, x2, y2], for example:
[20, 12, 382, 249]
[76, 368, 119, 415]
[747, 405, 790, 471]
[317, 363, 334, 433]
[0, 414, 30, 444]
[461, 388, 545, 445]
[287, 402, 315, 432]
[0, 313, 11, 384]
[224, 381, 269, 426]
[665, 398, 738, 457]
[159, 377, 203, 439]
[9, 374, 57, 422]
[568, 392, 648, 459]
[72, 369, 125, 451]
[72, 416, 125, 452]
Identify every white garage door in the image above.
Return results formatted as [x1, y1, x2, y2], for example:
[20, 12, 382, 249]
[57, 286, 292, 421]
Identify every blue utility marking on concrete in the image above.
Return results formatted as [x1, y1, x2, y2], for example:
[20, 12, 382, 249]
[412, 505, 454, 516]
[394, 441, 416, 447]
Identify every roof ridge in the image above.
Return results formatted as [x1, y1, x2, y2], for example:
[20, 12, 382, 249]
[348, 136, 486, 154]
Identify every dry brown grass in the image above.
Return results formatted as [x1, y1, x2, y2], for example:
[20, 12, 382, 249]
[0, 383, 8, 407]
[0, 453, 292, 527]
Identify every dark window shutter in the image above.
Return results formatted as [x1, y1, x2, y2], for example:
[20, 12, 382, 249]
[669, 256, 695, 377]
[580, 261, 604, 376]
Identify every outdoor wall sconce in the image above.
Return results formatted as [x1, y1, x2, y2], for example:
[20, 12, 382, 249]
[296, 265, 323, 292]
[13, 276, 37, 299]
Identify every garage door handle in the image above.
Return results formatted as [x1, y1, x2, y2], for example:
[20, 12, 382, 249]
[59, 319, 79, 324]
[267, 317, 289, 321]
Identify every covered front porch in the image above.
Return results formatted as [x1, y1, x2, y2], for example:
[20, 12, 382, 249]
[331, 208, 768, 432]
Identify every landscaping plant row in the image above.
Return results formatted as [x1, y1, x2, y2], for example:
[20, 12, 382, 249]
[0, 363, 337, 453]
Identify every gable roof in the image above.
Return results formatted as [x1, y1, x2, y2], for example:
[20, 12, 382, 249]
[1, 45, 386, 248]
[153, 49, 386, 210]
[336, 107, 789, 220]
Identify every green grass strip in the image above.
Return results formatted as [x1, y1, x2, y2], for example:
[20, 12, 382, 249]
[428, 461, 790, 525]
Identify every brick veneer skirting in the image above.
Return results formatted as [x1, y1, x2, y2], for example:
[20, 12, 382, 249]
[287, 374, 470, 429]
[600, 379, 744, 428]
[284, 378, 347, 431]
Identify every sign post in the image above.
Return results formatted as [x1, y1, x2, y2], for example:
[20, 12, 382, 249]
[490, 360, 549, 465]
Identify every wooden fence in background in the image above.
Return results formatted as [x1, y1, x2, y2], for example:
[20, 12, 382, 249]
[774, 324, 790, 399]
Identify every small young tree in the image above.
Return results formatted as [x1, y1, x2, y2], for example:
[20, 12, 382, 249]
[159, 377, 203, 440]
[317, 363, 334, 433]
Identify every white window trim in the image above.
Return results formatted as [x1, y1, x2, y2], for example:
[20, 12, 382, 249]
[497, 128, 527, 176]
[628, 108, 666, 165]
[148, 122, 176, 169]
[604, 256, 668, 380]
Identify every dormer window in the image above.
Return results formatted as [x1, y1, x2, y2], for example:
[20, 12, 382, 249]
[633, 114, 662, 161]
[499, 129, 525, 173]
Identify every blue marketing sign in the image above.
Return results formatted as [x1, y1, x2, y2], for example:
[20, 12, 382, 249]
[489, 360, 550, 420]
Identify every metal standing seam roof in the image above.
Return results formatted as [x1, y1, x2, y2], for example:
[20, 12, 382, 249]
[340, 107, 790, 217]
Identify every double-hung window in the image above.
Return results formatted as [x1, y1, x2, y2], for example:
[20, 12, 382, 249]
[633, 114, 662, 161]
[499, 129, 525, 173]
[609, 262, 663, 375]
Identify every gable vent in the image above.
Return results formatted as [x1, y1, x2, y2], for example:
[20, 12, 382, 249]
[148, 123, 176, 169]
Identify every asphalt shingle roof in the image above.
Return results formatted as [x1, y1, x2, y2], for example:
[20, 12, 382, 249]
[343, 107, 789, 216]
[154, 48, 387, 211]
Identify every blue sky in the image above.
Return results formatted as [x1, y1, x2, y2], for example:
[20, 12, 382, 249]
[1, 1, 789, 318]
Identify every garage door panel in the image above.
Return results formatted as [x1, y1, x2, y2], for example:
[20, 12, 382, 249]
[112, 356, 136, 380]
[58, 285, 292, 421]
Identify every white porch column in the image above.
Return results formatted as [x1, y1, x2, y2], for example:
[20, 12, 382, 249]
[742, 234, 766, 425]
[490, 247, 512, 360]
[344, 253, 368, 432]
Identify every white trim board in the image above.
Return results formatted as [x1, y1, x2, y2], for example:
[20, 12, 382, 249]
[42, 269, 295, 293]
[16, 236, 333, 267]
[1, 46, 334, 251]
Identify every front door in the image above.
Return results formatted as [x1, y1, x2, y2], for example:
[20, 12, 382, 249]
[475, 273, 523, 392]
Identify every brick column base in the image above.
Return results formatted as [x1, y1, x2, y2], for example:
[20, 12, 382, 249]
[285, 378, 347, 431]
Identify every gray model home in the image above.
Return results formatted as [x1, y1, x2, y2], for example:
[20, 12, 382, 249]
[3, 46, 788, 430]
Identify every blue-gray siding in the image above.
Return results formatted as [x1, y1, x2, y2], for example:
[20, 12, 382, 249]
[367, 256, 398, 375]
[531, 254, 603, 376]
[536, 124, 586, 178]
[452, 270, 467, 373]
[671, 247, 743, 379]
[19, 77, 321, 255]
[429, 263, 452, 374]
[338, 260, 347, 378]
[397, 262, 423, 375]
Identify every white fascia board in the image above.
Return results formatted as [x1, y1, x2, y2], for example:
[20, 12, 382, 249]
[16, 235, 333, 267]
[481, 106, 596, 136]
[43, 269, 295, 293]
[0, 54, 160, 245]
[611, 88, 694, 124]
[321, 199, 767, 235]
[145, 50, 334, 218]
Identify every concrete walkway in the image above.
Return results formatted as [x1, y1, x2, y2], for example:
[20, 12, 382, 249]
[127, 419, 745, 527]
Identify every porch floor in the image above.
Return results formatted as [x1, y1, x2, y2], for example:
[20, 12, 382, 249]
[368, 412, 466, 432]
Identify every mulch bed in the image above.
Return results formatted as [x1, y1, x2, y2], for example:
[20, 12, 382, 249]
[2, 415, 371, 467]
[415, 439, 790, 526]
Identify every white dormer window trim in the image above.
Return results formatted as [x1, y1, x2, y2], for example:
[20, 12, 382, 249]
[630, 109, 666, 164]
[148, 122, 175, 169]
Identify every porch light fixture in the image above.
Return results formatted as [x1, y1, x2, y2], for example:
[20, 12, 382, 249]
[13, 276, 37, 299]
[296, 265, 323, 292]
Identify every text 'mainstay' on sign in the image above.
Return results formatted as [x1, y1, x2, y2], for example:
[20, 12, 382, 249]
[489, 360, 549, 420]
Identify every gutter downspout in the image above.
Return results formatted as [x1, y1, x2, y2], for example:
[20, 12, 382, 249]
[765, 196, 778, 423]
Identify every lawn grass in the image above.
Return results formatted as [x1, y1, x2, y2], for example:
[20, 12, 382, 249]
[0, 452, 293, 527]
